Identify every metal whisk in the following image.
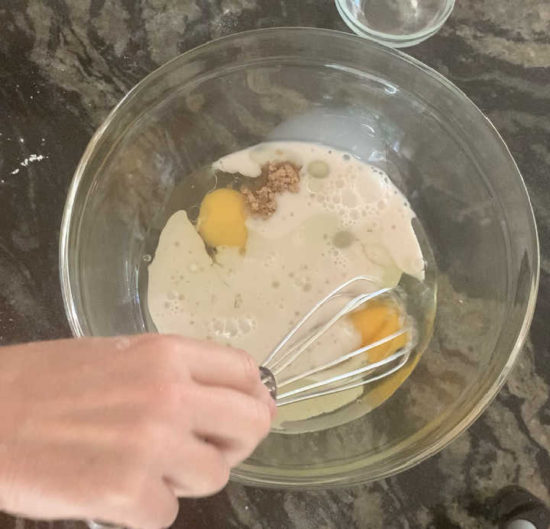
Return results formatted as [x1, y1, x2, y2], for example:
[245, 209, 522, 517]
[259, 276, 416, 407]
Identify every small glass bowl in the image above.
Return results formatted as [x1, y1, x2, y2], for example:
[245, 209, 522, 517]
[335, 0, 455, 48]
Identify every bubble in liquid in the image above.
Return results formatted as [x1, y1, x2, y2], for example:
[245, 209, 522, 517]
[226, 320, 239, 338]
[332, 230, 354, 248]
[307, 160, 330, 179]
[143, 254, 152, 263]
[342, 190, 358, 208]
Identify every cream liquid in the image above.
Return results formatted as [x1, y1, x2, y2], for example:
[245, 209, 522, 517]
[147, 142, 427, 431]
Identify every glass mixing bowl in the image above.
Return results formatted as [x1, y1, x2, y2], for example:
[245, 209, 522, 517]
[60, 28, 539, 488]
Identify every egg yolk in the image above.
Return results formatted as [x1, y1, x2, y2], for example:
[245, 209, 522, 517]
[350, 300, 407, 361]
[197, 188, 247, 249]
[350, 299, 412, 406]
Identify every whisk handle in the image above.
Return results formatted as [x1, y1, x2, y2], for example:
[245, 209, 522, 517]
[259, 366, 277, 400]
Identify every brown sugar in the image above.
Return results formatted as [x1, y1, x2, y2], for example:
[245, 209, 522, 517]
[241, 161, 301, 218]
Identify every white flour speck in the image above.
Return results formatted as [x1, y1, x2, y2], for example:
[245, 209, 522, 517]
[21, 154, 46, 167]
[9, 154, 48, 174]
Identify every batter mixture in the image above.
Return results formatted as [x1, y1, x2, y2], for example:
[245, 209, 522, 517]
[147, 141, 425, 430]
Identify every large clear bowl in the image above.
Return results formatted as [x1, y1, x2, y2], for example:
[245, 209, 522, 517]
[59, 28, 539, 488]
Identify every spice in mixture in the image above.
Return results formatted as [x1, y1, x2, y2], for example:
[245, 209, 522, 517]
[241, 161, 301, 218]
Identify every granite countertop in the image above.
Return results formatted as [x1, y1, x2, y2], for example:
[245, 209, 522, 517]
[1, 1, 549, 528]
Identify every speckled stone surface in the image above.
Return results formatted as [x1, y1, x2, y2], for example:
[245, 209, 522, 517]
[0, 1, 549, 528]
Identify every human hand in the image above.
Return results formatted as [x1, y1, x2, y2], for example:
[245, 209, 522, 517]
[0, 335, 275, 529]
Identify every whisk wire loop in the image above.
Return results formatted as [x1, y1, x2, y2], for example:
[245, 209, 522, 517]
[261, 276, 416, 407]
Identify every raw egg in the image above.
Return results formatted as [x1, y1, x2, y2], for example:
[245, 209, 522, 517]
[350, 300, 412, 406]
[197, 188, 247, 249]
[350, 300, 407, 362]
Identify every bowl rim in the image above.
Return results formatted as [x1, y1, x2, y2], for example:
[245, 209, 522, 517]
[59, 27, 540, 489]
